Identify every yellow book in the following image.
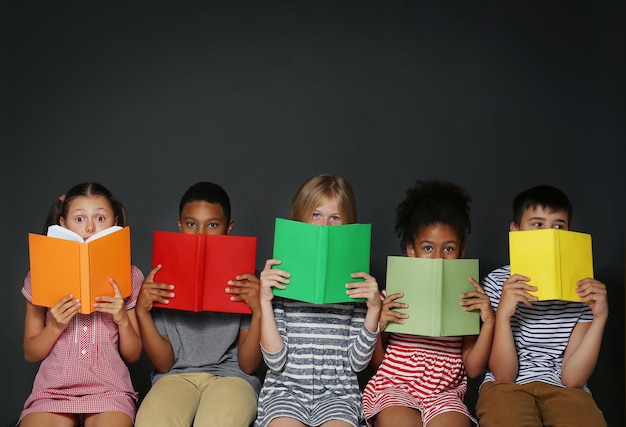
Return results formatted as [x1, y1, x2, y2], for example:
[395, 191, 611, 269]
[509, 229, 593, 301]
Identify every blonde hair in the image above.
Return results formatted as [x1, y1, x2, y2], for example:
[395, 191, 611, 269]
[290, 174, 357, 224]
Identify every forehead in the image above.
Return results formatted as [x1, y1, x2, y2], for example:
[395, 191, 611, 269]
[521, 205, 569, 222]
[180, 200, 226, 219]
[414, 223, 461, 243]
[66, 195, 112, 211]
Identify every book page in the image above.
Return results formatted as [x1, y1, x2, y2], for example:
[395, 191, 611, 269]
[46, 225, 122, 243]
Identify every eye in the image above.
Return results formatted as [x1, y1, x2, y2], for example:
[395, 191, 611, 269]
[531, 221, 543, 229]
[553, 224, 564, 229]
[422, 245, 433, 252]
[330, 215, 341, 222]
[444, 246, 455, 253]
[186, 221, 196, 228]
[75, 216, 84, 223]
[311, 212, 321, 219]
[96, 215, 106, 222]
[208, 223, 218, 229]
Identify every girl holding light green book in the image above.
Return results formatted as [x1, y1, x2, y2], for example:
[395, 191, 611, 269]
[363, 180, 494, 427]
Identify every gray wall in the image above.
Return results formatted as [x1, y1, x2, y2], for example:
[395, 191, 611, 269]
[3, 2, 625, 426]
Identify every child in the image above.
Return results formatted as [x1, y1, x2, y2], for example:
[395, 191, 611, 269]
[362, 180, 494, 427]
[255, 174, 382, 427]
[134, 181, 262, 427]
[19, 182, 144, 427]
[475, 185, 607, 426]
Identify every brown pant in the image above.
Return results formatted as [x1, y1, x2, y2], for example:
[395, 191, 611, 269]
[476, 381, 606, 427]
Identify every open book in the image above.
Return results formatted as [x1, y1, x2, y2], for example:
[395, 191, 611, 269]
[509, 229, 593, 301]
[384, 257, 480, 337]
[271, 218, 371, 304]
[28, 225, 132, 314]
[151, 231, 257, 313]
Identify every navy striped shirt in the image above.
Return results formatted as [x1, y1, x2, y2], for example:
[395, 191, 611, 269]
[481, 265, 593, 390]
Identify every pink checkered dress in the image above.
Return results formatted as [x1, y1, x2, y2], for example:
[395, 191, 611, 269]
[19, 266, 143, 422]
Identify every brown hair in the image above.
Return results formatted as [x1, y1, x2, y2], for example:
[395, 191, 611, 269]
[290, 174, 357, 224]
[42, 182, 127, 234]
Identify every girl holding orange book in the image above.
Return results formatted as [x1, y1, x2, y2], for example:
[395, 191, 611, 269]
[19, 182, 143, 427]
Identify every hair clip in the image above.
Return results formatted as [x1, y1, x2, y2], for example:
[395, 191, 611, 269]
[58, 194, 66, 202]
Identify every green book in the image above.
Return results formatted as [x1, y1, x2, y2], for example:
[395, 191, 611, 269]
[271, 218, 371, 304]
[384, 257, 480, 337]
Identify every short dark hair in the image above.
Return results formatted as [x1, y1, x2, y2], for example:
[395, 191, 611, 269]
[178, 182, 231, 222]
[512, 185, 572, 226]
[43, 182, 127, 234]
[395, 180, 472, 252]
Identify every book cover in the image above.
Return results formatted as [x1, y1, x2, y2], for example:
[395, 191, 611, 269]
[151, 231, 257, 313]
[384, 256, 480, 337]
[271, 218, 371, 304]
[28, 226, 132, 314]
[509, 229, 593, 301]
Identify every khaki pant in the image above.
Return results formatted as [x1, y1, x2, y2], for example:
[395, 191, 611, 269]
[135, 373, 258, 427]
[476, 381, 606, 427]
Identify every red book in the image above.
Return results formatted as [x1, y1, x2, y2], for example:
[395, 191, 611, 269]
[151, 231, 257, 314]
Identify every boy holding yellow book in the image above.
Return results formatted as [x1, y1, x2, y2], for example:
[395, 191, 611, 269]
[476, 185, 608, 426]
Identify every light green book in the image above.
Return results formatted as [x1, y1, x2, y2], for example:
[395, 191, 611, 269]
[509, 229, 593, 301]
[384, 257, 480, 337]
[271, 218, 371, 304]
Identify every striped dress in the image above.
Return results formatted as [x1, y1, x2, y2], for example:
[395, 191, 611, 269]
[481, 265, 593, 389]
[362, 292, 475, 425]
[255, 298, 378, 427]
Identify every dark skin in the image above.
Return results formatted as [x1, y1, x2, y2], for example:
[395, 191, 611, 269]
[135, 201, 262, 375]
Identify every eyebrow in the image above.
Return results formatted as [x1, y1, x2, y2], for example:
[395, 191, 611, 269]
[528, 216, 567, 224]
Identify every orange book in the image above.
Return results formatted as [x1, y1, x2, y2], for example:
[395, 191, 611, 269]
[28, 226, 132, 314]
[152, 231, 257, 314]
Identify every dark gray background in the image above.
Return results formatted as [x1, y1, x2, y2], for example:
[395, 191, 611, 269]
[3, 1, 624, 426]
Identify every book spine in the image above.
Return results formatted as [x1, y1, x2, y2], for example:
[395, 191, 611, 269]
[80, 244, 91, 314]
[433, 259, 443, 336]
[555, 232, 562, 299]
[197, 236, 207, 312]
[317, 227, 328, 304]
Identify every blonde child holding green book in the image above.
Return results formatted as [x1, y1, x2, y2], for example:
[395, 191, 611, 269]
[256, 174, 382, 427]
[363, 180, 494, 427]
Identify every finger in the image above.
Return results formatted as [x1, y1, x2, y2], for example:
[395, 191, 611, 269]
[109, 278, 123, 298]
[468, 278, 485, 293]
[146, 264, 162, 282]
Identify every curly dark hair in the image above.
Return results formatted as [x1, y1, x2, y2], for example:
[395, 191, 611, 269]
[395, 180, 471, 253]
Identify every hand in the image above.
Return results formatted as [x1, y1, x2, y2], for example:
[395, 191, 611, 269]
[576, 277, 608, 319]
[259, 259, 290, 302]
[226, 273, 261, 313]
[378, 292, 408, 332]
[94, 279, 128, 325]
[346, 272, 381, 311]
[460, 277, 495, 324]
[136, 264, 175, 313]
[49, 294, 81, 331]
[498, 273, 537, 320]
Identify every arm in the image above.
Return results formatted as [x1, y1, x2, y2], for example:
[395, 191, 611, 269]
[561, 278, 608, 388]
[489, 273, 537, 382]
[23, 296, 80, 363]
[346, 272, 381, 372]
[135, 265, 176, 373]
[369, 291, 406, 369]
[460, 277, 495, 378]
[259, 259, 289, 355]
[94, 279, 142, 363]
[227, 272, 263, 374]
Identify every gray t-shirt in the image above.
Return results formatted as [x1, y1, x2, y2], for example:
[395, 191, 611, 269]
[152, 308, 261, 393]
